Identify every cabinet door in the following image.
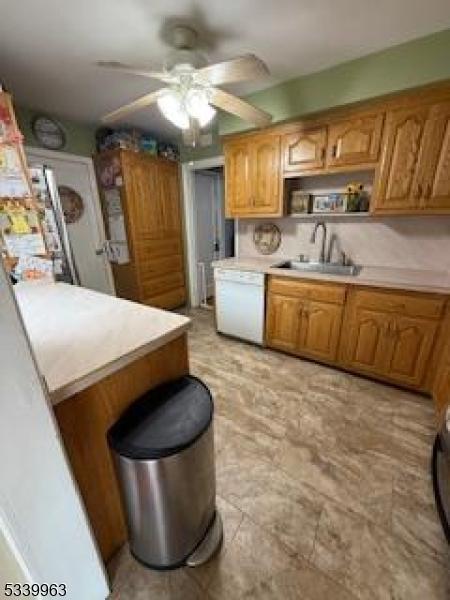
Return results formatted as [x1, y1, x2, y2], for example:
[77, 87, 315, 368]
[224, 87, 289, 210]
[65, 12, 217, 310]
[251, 135, 282, 214]
[266, 293, 302, 353]
[225, 141, 252, 216]
[419, 101, 450, 212]
[385, 316, 438, 387]
[327, 113, 384, 168]
[299, 301, 343, 362]
[342, 307, 390, 376]
[372, 105, 430, 212]
[282, 127, 327, 173]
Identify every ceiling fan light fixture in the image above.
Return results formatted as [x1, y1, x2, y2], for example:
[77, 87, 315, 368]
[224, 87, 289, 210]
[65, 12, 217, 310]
[157, 91, 190, 129]
[185, 88, 216, 127]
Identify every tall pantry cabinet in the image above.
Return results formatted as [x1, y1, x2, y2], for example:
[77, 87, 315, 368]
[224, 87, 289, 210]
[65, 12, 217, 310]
[94, 150, 186, 309]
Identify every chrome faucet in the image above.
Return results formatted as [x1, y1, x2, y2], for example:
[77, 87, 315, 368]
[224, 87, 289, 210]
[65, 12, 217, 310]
[310, 221, 327, 263]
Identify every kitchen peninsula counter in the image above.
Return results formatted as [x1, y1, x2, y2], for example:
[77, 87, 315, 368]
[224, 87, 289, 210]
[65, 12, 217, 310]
[14, 281, 190, 564]
[15, 281, 190, 404]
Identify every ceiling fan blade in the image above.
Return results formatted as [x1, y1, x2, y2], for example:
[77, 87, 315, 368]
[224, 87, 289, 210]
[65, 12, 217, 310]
[210, 88, 272, 127]
[96, 61, 172, 83]
[102, 88, 167, 124]
[198, 54, 269, 86]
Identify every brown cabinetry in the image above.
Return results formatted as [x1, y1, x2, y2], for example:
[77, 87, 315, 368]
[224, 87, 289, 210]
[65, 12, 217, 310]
[282, 127, 327, 173]
[372, 100, 450, 214]
[433, 310, 450, 417]
[94, 150, 186, 309]
[326, 113, 384, 168]
[341, 288, 443, 388]
[265, 276, 446, 393]
[225, 134, 282, 218]
[266, 277, 345, 363]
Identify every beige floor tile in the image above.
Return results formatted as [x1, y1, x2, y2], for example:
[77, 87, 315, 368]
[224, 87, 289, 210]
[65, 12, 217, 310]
[216, 443, 322, 559]
[242, 563, 358, 600]
[206, 516, 297, 599]
[311, 501, 450, 600]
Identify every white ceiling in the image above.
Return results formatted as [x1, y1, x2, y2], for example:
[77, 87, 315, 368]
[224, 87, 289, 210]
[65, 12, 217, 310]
[1, 0, 450, 142]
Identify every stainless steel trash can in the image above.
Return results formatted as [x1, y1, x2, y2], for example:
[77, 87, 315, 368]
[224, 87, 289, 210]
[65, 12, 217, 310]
[107, 376, 222, 569]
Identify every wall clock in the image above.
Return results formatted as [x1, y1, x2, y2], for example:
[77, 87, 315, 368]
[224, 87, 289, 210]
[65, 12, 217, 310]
[32, 115, 66, 150]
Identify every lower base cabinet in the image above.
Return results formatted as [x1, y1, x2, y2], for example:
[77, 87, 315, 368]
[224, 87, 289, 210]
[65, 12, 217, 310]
[266, 278, 345, 363]
[266, 276, 447, 393]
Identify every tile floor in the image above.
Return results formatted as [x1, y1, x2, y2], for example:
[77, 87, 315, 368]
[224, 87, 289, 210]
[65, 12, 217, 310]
[109, 309, 449, 599]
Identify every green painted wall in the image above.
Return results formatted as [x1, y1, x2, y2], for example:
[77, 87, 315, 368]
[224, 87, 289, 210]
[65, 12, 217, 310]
[15, 106, 96, 156]
[218, 28, 450, 137]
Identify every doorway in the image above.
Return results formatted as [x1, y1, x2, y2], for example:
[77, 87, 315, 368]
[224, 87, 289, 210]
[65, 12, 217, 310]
[25, 147, 115, 295]
[182, 157, 235, 308]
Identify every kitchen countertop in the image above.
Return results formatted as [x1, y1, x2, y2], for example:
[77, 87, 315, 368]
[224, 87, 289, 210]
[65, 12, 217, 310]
[212, 256, 450, 295]
[15, 282, 190, 405]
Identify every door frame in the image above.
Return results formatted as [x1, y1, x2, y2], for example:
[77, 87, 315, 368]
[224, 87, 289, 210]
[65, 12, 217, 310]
[25, 146, 115, 295]
[182, 155, 238, 307]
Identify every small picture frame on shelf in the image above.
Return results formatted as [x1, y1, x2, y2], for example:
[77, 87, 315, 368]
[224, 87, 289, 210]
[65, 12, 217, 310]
[312, 193, 347, 214]
[290, 191, 311, 214]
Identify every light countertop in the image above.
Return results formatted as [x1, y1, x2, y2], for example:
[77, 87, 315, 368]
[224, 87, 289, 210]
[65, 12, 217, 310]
[212, 256, 450, 295]
[15, 282, 190, 405]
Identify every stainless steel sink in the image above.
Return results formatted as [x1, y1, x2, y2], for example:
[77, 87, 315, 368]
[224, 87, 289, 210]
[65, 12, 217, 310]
[274, 260, 361, 276]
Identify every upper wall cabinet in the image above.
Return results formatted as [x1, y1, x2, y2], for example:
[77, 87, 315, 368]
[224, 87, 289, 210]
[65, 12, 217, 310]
[419, 101, 450, 212]
[326, 113, 384, 168]
[282, 127, 327, 173]
[372, 100, 450, 214]
[372, 104, 431, 212]
[225, 134, 282, 218]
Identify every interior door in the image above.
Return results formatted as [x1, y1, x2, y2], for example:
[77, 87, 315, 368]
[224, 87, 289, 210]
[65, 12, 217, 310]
[372, 105, 430, 212]
[385, 316, 438, 387]
[195, 171, 219, 300]
[300, 301, 343, 362]
[282, 127, 327, 172]
[26, 149, 114, 295]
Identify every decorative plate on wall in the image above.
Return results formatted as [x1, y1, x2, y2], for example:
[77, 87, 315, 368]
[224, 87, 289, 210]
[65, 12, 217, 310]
[253, 223, 281, 255]
[58, 185, 84, 224]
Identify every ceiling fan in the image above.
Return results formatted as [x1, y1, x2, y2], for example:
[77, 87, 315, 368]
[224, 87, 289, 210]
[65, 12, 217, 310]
[98, 24, 272, 145]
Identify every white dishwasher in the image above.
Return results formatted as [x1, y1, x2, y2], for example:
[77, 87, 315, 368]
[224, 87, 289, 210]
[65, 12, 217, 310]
[214, 268, 265, 345]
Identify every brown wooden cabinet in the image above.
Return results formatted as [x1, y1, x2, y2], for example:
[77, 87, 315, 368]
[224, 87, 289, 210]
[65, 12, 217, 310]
[265, 276, 447, 393]
[372, 100, 450, 214]
[266, 277, 345, 363]
[433, 309, 450, 417]
[224, 134, 282, 217]
[326, 113, 384, 168]
[341, 288, 443, 389]
[94, 150, 186, 309]
[419, 101, 450, 211]
[282, 127, 327, 173]
[266, 293, 301, 353]
[372, 105, 431, 212]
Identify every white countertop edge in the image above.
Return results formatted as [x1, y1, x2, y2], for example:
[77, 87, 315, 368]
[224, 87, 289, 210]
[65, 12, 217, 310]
[212, 257, 450, 295]
[48, 323, 190, 406]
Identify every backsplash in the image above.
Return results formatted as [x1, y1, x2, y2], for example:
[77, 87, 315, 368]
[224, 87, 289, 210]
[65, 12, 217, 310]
[237, 216, 450, 271]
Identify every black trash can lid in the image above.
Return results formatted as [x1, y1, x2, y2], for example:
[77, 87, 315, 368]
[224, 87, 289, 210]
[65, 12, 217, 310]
[107, 376, 213, 460]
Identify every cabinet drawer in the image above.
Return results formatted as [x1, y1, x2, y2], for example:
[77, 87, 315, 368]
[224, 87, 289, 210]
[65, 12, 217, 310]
[268, 276, 346, 304]
[351, 288, 445, 319]
[135, 237, 183, 260]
